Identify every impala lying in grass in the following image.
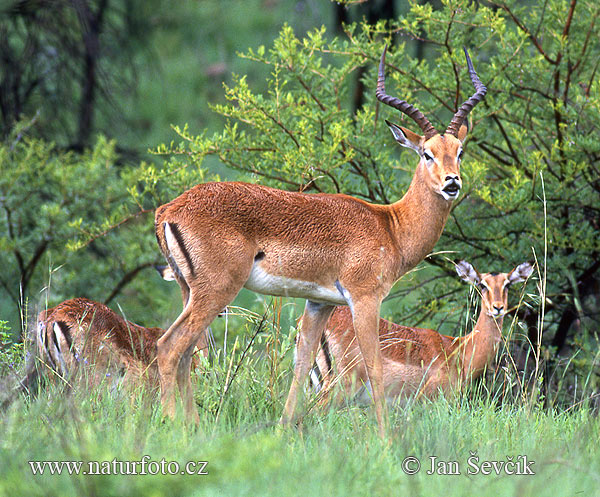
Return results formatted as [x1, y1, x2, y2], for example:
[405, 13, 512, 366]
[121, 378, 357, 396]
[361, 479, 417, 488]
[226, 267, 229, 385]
[35, 298, 166, 389]
[306, 261, 533, 402]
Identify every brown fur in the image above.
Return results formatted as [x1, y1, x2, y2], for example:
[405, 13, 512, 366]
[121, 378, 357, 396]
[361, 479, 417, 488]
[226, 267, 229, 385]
[36, 298, 164, 389]
[310, 261, 533, 401]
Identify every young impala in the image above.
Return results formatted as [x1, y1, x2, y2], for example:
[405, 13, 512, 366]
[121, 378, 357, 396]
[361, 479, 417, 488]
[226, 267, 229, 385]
[307, 261, 534, 401]
[36, 298, 166, 389]
[154, 46, 486, 434]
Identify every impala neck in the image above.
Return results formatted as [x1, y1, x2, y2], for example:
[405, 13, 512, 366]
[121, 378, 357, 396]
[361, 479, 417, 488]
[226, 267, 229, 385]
[388, 163, 452, 273]
[460, 308, 504, 381]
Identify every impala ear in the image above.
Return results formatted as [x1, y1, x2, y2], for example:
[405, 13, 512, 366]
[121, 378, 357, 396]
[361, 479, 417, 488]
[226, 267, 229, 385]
[457, 122, 468, 142]
[385, 120, 422, 154]
[155, 265, 176, 281]
[507, 262, 534, 285]
[455, 260, 481, 285]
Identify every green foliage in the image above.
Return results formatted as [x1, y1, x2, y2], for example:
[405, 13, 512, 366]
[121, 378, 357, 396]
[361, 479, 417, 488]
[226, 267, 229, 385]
[0, 320, 23, 377]
[0, 130, 167, 332]
[124, 0, 333, 152]
[0, 0, 163, 148]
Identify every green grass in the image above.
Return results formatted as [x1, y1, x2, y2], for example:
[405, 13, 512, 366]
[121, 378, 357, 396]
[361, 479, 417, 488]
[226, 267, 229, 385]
[1, 337, 599, 497]
[2, 273, 597, 496]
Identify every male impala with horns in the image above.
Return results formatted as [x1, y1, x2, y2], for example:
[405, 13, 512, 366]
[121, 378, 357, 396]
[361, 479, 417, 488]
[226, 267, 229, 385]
[154, 45, 486, 436]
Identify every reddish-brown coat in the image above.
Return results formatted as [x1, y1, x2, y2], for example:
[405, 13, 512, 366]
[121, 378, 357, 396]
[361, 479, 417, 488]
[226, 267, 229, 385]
[153, 128, 467, 433]
[37, 298, 164, 388]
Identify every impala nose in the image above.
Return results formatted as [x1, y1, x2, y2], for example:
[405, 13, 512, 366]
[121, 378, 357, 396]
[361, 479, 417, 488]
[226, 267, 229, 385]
[492, 304, 505, 316]
[441, 175, 461, 199]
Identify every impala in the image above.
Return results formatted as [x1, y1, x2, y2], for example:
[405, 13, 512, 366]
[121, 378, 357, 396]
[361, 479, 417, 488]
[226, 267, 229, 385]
[154, 46, 486, 434]
[36, 298, 166, 388]
[307, 261, 534, 401]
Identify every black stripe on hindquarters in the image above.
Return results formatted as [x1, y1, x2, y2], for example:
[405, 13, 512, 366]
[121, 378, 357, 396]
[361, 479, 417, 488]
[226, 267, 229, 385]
[38, 322, 58, 371]
[310, 363, 323, 391]
[165, 222, 195, 278]
[57, 321, 74, 353]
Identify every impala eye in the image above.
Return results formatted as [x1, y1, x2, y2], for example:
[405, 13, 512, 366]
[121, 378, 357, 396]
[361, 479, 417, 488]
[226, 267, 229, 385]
[423, 152, 433, 162]
[457, 150, 463, 161]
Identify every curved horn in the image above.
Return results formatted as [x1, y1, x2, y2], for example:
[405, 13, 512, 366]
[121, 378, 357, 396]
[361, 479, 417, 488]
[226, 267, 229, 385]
[445, 47, 487, 137]
[376, 45, 438, 141]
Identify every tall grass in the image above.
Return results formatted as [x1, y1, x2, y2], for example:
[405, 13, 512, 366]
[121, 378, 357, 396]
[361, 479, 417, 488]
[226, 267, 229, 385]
[2, 307, 599, 497]
[1, 257, 598, 496]
[1, 359, 598, 497]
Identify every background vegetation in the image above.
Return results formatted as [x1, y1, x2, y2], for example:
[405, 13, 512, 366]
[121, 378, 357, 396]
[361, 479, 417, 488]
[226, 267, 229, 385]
[0, 0, 599, 495]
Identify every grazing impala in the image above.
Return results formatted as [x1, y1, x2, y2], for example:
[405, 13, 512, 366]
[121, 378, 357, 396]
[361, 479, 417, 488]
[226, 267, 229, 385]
[36, 298, 165, 388]
[154, 46, 486, 434]
[307, 261, 534, 401]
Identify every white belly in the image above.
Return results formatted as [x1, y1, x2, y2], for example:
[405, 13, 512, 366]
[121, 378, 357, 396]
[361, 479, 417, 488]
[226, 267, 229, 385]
[244, 263, 346, 305]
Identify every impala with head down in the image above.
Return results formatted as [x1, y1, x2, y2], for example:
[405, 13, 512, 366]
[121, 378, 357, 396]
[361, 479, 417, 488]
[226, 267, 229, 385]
[308, 261, 533, 401]
[36, 298, 167, 389]
[154, 46, 486, 435]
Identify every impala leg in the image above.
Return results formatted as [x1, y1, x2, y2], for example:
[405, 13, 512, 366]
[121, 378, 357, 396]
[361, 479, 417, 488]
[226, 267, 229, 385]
[158, 220, 256, 423]
[176, 338, 201, 419]
[352, 299, 386, 438]
[157, 303, 197, 422]
[281, 301, 335, 426]
[158, 288, 240, 423]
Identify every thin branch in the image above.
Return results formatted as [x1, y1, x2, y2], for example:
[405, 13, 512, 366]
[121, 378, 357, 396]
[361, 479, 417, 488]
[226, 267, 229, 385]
[103, 262, 156, 305]
[76, 208, 153, 247]
[492, 1, 558, 65]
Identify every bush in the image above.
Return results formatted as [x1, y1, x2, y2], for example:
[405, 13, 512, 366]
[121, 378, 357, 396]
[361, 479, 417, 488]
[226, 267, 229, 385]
[0, 127, 169, 334]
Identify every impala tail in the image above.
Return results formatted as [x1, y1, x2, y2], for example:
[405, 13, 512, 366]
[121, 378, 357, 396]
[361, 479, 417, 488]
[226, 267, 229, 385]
[155, 264, 176, 281]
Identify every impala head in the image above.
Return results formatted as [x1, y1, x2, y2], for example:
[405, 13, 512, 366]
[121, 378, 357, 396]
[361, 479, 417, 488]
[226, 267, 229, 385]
[455, 261, 534, 319]
[377, 45, 486, 202]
